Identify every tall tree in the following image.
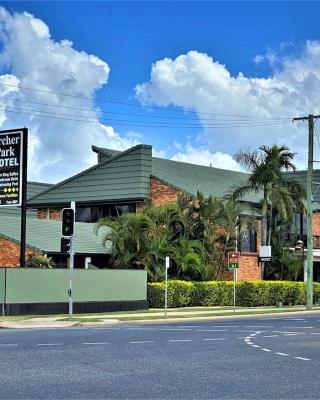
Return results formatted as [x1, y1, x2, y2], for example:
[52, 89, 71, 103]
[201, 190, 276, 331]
[228, 144, 306, 276]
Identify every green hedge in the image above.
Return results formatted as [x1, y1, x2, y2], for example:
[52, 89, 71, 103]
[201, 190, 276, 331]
[147, 280, 320, 308]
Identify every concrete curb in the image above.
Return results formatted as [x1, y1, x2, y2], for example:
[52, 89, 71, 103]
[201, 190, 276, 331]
[1, 309, 320, 329]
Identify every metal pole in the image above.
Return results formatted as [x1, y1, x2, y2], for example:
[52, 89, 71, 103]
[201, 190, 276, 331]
[165, 256, 169, 318]
[234, 216, 238, 313]
[20, 128, 28, 268]
[68, 201, 75, 320]
[307, 115, 314, 310]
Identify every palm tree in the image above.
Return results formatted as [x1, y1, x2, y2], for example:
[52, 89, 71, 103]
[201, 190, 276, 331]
[228, 144, 306, 277]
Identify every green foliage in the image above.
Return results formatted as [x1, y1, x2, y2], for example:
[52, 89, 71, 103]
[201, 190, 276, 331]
[148, 280, 320, 308]
[96, 192, 248, 282]
[26, 254, 55, 269]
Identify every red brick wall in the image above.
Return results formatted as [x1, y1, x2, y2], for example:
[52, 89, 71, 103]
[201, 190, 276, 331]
[0, 237, 41, 268]
[221, 253, 261, 281]
[313, 212, 320, 236]
[150, 178, 180, 206]
[37, 207, 62, 221]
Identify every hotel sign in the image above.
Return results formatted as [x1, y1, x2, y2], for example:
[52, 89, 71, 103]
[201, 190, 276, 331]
[0, 130, 24, 207]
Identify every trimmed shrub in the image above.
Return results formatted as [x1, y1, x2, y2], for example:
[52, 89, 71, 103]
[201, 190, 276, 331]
[147, 280, 320, 308]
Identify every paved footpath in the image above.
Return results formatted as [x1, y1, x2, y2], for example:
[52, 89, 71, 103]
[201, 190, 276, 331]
[0, 313, 320, 399]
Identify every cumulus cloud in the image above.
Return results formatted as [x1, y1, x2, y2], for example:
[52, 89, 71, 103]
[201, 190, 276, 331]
[135, 44, 320, 169]
[0, 7, 138, 183]
[171, 143, 241, 171]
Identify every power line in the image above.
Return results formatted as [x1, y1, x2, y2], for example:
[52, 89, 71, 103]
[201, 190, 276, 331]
[1, 103, 292, 127]
[0, 82, 291, 120]
[0, 105, 292, 129]
[0, 96, 290, 123]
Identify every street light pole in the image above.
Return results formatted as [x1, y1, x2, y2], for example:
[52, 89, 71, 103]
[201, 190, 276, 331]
[293, 114, 319, 310]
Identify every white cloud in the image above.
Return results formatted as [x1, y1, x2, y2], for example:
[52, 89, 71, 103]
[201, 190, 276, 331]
[0, 7, 139, 183]
[136, 44, 320, 169]
[171, 143, 241, 171]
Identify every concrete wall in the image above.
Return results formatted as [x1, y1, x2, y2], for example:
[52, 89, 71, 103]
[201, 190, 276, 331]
[2, 268, 147, 305]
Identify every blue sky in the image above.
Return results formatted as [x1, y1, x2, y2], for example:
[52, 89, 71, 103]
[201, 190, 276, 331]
[0, 1, 320, 182]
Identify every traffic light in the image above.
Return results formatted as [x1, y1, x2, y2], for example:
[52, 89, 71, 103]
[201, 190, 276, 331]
[61, 208, 74, 237]
[61, 237, 71, 254]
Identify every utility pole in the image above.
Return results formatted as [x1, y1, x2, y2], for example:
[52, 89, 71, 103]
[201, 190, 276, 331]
[293, 114, 320, 310]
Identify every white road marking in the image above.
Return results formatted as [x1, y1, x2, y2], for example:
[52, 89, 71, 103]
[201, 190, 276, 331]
[0, 343, 17, 346]
[82, 342, 109, 345]
[210, 325, 239, 328]
[261, 348, 272, 352]
[37, 343, 64, 346]
[294, 357, 311, 361]
[275, 352, 288, 356]
[204, 338, 226, 341]
[272, 331, 306, 334]
[129, 341, 154, 344]
[178, 325, 201, 328]
[284, 333, 301, 336]
[310, 332, 320, 335]
[161, 328, 191, 331]
[125, 327, 154, 330]
[251, 345, 261, 348]
[281, 326, 314, 329]
[197, 329, 228, 332]
[262, 335, 278, 338]
[244, 326, 273, 328]
[169, 339, 192, 342]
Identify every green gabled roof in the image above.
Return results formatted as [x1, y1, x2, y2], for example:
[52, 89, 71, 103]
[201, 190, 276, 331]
[27, 181, 53, 198]
[91, 146, 259, 202]
[28, 145, 152, 206]
[0, 215, 110, 254]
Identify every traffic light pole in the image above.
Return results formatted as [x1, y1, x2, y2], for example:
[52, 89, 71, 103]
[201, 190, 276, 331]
[68, 201, 75, 320]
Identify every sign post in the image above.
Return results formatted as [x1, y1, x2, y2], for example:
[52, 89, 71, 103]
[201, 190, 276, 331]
[228, 251, 240, 313]
[0, 128, 28, 267]
[164, 256, 170, 318]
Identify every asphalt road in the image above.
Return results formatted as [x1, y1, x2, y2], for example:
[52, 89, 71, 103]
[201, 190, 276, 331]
[1, 313, 320, 399]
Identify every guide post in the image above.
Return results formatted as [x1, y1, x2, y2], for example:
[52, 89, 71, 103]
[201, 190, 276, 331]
[164, 256, 170, 317]
[228, 251, 240, 313]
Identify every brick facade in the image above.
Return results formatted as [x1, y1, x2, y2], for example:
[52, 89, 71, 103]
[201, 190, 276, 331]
[37, 207, 62, 221]
[150, 177, 180, 206]
[0, 237, 41, 268]
[312, 212, 320, 236]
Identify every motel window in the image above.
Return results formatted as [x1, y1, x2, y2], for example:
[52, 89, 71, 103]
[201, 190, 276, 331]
[238, 224, 257, 253]
[75, 203, 136, 223]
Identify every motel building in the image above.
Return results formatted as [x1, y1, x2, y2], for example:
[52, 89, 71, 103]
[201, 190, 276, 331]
[0, 143, 320, 281]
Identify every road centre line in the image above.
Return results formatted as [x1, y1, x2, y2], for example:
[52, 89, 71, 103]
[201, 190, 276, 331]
[275, 352, 288, 356]
[262, 335, 278, 338]
[244, 326, 273, 328]
[281, 326, 314, 329]
[129, 341, 154, 344]
[210, 325, 238, 328]
[197, 329, 228, 332]
[82, 342, 109, 345]
[0, 343, 17, 346]
[161, 328, 192, 331]
[261, 348, 272, 352]
[125, 327, 155, 330]
[169, 339, 192, 342]
[204, 338, 226, 341]
[284, 333, 302, 336]
[294, 357, 311, 361]
[272, 331, 306, 334]
[37, 343, 64, 346]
